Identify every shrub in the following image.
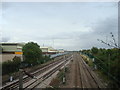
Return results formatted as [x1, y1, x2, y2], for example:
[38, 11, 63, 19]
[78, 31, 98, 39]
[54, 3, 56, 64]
[2, 56, 21, 75]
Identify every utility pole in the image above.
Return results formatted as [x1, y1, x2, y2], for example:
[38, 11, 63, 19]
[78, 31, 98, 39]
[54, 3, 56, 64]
[19, 69, 23, 90]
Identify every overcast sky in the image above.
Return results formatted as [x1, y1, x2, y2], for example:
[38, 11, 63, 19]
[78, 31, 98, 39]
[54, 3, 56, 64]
[1, 2, 118, 50]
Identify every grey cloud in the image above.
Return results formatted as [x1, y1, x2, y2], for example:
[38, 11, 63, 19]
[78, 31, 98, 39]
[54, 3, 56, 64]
[92, 17, 118, 34]
[78, 17, 118, 49]
[53, 17, 118, 50]
[1, 37, 10, 42]
[94, 3, 117, 8]
[2, 2, 13, 10]
[34, 33, 73, 40]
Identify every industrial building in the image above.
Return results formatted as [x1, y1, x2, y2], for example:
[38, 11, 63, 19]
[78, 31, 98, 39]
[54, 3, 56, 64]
[58, 49, 65, 53]
[40, 47, 59, 55]
[0, 43, 25, 62]
[0, 43, 64, 62]
[1, 43, 24, 54]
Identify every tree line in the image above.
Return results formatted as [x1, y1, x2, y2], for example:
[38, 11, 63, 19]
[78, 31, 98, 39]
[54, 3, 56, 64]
[80, 47, 120, 88]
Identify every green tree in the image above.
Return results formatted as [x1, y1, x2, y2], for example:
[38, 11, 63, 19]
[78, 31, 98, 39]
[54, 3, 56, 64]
[91, 47, 98, 55]
[22, 42, 42, 66]
[2, 56, 21, 75]
[12, 56, 21, 70]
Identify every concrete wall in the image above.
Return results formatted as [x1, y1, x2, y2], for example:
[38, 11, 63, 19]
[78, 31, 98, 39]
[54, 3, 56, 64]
[0, 54, 22, 63]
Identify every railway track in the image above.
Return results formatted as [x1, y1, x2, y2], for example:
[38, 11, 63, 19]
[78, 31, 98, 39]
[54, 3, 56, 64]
[69, 53, 104, 88]
[77, 55, 83, 88]
[1, 54, 73, 90]
[76, 53, 104, 88]
[80, 55, 104, 88]
[23, 55, 73, 89]
[75, 54, 83, 88]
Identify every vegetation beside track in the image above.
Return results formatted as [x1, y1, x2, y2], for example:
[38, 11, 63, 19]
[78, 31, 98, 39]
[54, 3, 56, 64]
[80, 54, 94, 67]
[80, 47, 120, 88]
[49, 67, 69, 88]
